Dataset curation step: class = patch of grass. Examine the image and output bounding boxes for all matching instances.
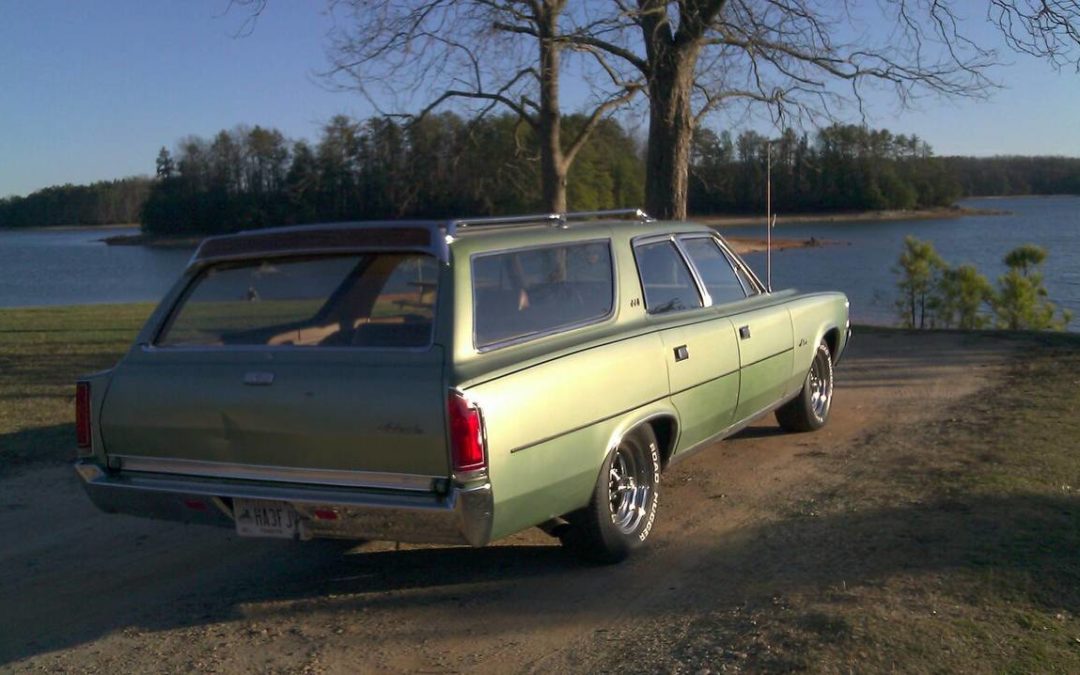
[0,304,153,472]
[763,342,1080,673]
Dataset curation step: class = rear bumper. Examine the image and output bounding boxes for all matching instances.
[75,461,493,547]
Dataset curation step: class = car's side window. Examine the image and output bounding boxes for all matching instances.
[472,240,614,348]
[634,240,703,314]
[680,237,748,305]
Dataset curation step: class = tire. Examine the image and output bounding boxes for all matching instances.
[776,340,834,432]
[559,426,661,564]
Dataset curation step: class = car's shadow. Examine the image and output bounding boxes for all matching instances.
[4,491,1078,666]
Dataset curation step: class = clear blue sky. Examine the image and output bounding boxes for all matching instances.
[2,0,1079,199]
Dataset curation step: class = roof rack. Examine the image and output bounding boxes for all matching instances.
[448,208,653,235]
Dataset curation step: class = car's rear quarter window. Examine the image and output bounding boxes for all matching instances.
[157,253,438,348]
[472,241,614,348]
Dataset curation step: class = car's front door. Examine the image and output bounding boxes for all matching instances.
[633,237,741,453]
[676,235,793,424]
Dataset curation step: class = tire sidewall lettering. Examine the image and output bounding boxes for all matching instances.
[638,441,660,542]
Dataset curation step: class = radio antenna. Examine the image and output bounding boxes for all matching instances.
[766,142,773,292]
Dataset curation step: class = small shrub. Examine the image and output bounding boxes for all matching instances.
[992,245,1071,331]
[894,236,945,329]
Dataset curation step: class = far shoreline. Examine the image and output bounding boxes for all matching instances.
[97,227,846,255]
[697,204,1007,228]
[87,203,1007,251]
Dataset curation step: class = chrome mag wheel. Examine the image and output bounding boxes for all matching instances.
[608,444,652,534]
[776,340,835,433]
[808,348,833,422]
[560,425,660,563]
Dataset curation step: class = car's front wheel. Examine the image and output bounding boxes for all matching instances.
[560,426,660,564]
[776,340,834,432]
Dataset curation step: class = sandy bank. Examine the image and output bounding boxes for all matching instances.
[697,204,1006,228]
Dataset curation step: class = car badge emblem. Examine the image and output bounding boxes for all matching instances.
[243,371,275,386]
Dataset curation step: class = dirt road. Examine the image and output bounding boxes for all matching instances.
[0,331,1017,673]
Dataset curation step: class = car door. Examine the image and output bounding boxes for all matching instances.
[633,237,740,453]
[677,235,793,424]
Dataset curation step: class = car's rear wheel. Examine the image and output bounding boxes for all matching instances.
[560,426,660,564]
[776,340,834,432]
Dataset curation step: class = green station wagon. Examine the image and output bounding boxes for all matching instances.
[74,210,849,563]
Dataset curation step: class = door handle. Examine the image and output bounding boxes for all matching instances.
[739,325,751,340]
[674,345,689,362]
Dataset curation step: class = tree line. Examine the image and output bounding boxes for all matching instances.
[0,178,150,228]
[132,117,1080,235]
[139,113,642,235]
[2,117,1079,233]
[943,156,1080,197]
[689,125,961,214]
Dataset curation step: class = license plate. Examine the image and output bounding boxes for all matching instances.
[233,498,300,539]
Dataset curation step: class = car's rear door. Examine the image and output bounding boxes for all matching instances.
[99,251,452,483]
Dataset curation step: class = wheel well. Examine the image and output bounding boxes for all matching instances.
[823,327,840,363]
[647,416,678,471]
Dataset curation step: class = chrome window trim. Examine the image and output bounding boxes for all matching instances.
[141,342,439,355]
[112,455,441,492]
[470,238,618,352]
[676,234,752,303]
[713,235,767,294]
[630,234,706,316]
[670,236,714,307]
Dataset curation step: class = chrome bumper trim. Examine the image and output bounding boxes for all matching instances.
[75,461,493,547]
[109,455,440,492]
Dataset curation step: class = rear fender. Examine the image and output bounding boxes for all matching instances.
[787,293,849,391]
[602,406,681,475]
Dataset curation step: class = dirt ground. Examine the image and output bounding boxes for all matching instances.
[0,331,1031,672]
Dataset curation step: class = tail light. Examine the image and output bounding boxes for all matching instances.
[448,390,486,473]
[75,381,92,452]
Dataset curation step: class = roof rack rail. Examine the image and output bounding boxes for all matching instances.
[448,208,653,235]
[562,208,654,222]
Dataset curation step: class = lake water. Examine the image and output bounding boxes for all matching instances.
[0,227,193,308]
[735,196,1080,329]
[1,196,1077,331]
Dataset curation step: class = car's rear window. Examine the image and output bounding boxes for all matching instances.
[472,241,614,348]
[157,253,438,348]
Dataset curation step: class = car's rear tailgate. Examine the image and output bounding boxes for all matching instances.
[99,346,450,480]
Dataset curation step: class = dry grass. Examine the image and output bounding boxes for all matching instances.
[0,304,153,473]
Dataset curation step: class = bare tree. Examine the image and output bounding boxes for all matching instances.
[297,0,641,213]
[566,0,1080,218]
[234,1,1080,219]
[990,0,1080,70]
